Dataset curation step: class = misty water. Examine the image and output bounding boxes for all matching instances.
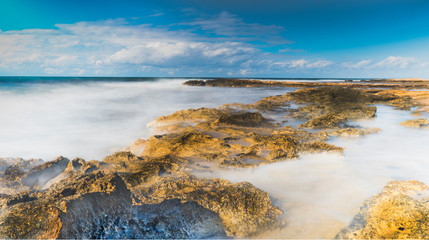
[0,78,290,160]
[196,105,429,238]
[2,78,429,238]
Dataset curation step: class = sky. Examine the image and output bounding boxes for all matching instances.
[1,0,429,78]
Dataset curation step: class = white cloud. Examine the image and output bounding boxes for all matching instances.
[3,13,425,77]
[289,59,308,68]
[270,59,333,69]
[43,56,78,67]
[0,17,267,75]
[305,60,333,69]
[342,60,372,69]
[372,56,415,69]
[278,48,305,53]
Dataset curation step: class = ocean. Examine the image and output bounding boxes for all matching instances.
[0,77,293,160]
[2,76,429,238]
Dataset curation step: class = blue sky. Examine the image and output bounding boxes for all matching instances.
[1,0,429,77]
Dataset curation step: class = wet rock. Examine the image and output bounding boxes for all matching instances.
[400,118,429,128]
[289,87,377,129]
[337,180,429,239]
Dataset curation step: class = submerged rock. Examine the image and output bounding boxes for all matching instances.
[337,180,429,239]
[328,127,381,137]
[400,118,429,128]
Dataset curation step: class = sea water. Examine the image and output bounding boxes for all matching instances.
[0,77,291,160]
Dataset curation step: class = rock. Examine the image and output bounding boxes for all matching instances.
[134,176,282,237]
[214,112,274,127]
[0,164,281,239]
[337,180,429,239]
[65,158,105,174]
[142,130,234,161]
[183,80,206,86]
[184,78,429,89]
[102,151,145,172]
[289,87,377,129]
[400,118,429,128]
[328,127,381,137]
[156,107,225,124]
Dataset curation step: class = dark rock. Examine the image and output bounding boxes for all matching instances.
[183,80,206,86]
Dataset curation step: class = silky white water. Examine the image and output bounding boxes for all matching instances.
[195,105,429,238]
[0,79,290,160]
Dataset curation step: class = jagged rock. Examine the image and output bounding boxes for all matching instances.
[400,118,429,128]
[337,180,429,239]
[65,158,105,174]
[102,151,146,173]
[0,159,281,239]
[134,176,282,237]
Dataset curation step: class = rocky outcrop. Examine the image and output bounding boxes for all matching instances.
[288,87,377,129]
[0,152,282,239]
[184,79,429,89]
[400,118,429,128]
[337,180,429,239]
[134,176,282,237]
[146,108,343,167]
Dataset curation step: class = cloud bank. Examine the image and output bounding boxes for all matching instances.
[0,12,428,77]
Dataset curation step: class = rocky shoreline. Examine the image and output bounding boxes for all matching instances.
[1,78,429,239]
